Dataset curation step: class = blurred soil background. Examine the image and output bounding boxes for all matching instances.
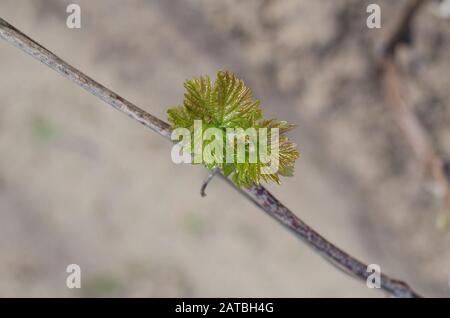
[0,0,449,297]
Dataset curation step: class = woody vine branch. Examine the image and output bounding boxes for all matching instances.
[0,16,421,298]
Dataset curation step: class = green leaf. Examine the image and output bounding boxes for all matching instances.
[167,71,300,188]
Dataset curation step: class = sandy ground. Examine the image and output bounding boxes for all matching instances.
[0,0,449,297]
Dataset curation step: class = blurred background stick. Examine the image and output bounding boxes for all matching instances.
[380,0,450,219]
[0,16,421,298]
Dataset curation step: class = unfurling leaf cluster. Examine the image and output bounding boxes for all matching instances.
[168,71,299,187]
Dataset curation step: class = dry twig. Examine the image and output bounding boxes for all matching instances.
[379,0,450,217]
[0,17,421,297]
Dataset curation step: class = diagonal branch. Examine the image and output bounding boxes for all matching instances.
[0,17,421,298]
[379,0,450,219]
[380,0,429,57]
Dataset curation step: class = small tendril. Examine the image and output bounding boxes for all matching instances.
[201,168,221,197]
